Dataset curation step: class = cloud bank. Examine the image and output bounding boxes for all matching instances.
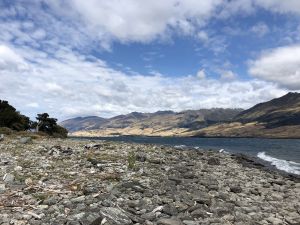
[1,0,299,120]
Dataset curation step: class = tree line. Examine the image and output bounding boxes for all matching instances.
[0,100,68,137]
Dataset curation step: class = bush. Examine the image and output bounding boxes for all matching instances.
[0,127,13,135]
[52,125,68,138]
[127,152,136,170]
[0,100,31,131]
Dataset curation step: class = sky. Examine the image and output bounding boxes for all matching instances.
[0,0,300,121]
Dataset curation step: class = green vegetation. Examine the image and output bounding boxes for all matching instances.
[0,100,31,131]
[32,113,68,138]
[0,100,68,138]
[127,151,136,170]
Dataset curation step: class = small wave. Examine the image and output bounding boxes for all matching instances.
[219,148,229,154]
[257,152,300,175]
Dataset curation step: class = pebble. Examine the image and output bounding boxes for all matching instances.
[0,137,299,225]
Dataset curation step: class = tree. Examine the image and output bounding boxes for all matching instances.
[35,113,68,137]
[35,113,57,133]
[0,100,31,131]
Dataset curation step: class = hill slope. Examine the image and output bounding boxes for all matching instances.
[62,93,300,138]
[62,108,242,136]
[59,116,107,132]
[193,92,300,138]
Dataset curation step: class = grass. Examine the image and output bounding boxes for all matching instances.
[127,151,136,170]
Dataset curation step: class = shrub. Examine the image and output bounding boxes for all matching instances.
[0,127,13,135]
[127,152,136,170]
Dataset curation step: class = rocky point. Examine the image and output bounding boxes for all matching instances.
[0,136,299,225]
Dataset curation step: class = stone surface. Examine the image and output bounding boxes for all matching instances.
[19,137,32,144]
[0,137,299,225]
[99,207,132,225]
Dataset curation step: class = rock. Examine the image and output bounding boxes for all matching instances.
[25,178,33,186]
[157,218,184,225]
[207,157,220,165]
[267,217,283,225]
[230,185,242,193]
[3,173,15,184]
[71,196,85,203]
[162,204,178,216]
[0,183,6,193]
[190,208,208,218]
[19,137,32,144]
[136,152,147,162]
[0,134,4,141]
[99,207,132,225]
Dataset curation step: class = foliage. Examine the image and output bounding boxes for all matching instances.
[0,100,31,131]
[34,113,68,138]
[127,151,136,170]
[52,125,68,138]
[0,127,13,135]
[0,100,68,138]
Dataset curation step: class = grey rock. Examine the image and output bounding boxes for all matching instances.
[157,218,184,225]
[71,196,85,203]
[99,207,132,225]
[0,183,6,193]
[0,134,4,141]
[207,157,220,165]
[19,137,32,144]
[3,173,15,184]
[230,185,242,193]
[136,152,147,162]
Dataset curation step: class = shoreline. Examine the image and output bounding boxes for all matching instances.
[69,134,300,140]
[0,137,299,224]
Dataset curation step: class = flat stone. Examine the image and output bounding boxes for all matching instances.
[99,207,132,225]
[0,183,6,193]
[19,137,32,144]
[157,218,184,225]
[71,196,86,203]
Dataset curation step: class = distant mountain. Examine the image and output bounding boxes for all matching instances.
[59,116,107,132]
[194,92,300,138]
[62,93,300,138]
[61,108,242,135]
[234,92,300,128]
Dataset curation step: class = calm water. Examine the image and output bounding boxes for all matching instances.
[73,136,300,174]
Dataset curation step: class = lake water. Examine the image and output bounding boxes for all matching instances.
[73,136,300,175]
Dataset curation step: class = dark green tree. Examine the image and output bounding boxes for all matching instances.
[0,100,31,131]
[35,113,57,133]
[35,113,68,137]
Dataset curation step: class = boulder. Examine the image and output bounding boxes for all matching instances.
[3,173,15,184]
[207,157,220,165]
[0,134,4,142]
[19,137,32,144]
[99,207,132,225]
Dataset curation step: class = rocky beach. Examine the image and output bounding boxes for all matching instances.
[0,136,300,225]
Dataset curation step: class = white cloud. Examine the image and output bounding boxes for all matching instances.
[220,70,237,80]
[0,45,28,71]
[254,0,300,14]
[0,42,288,120]
[251,22,269,37]
[66,0,223,43]
[197,69,206,79]
[197,31,209,42]
[249,45,300,90]
[0,1,298,121]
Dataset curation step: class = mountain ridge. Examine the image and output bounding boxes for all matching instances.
[61,93,300,138]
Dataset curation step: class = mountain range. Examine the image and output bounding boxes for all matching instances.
[61,92,300,138]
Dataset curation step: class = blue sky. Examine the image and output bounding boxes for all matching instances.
[0,0,300,120]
